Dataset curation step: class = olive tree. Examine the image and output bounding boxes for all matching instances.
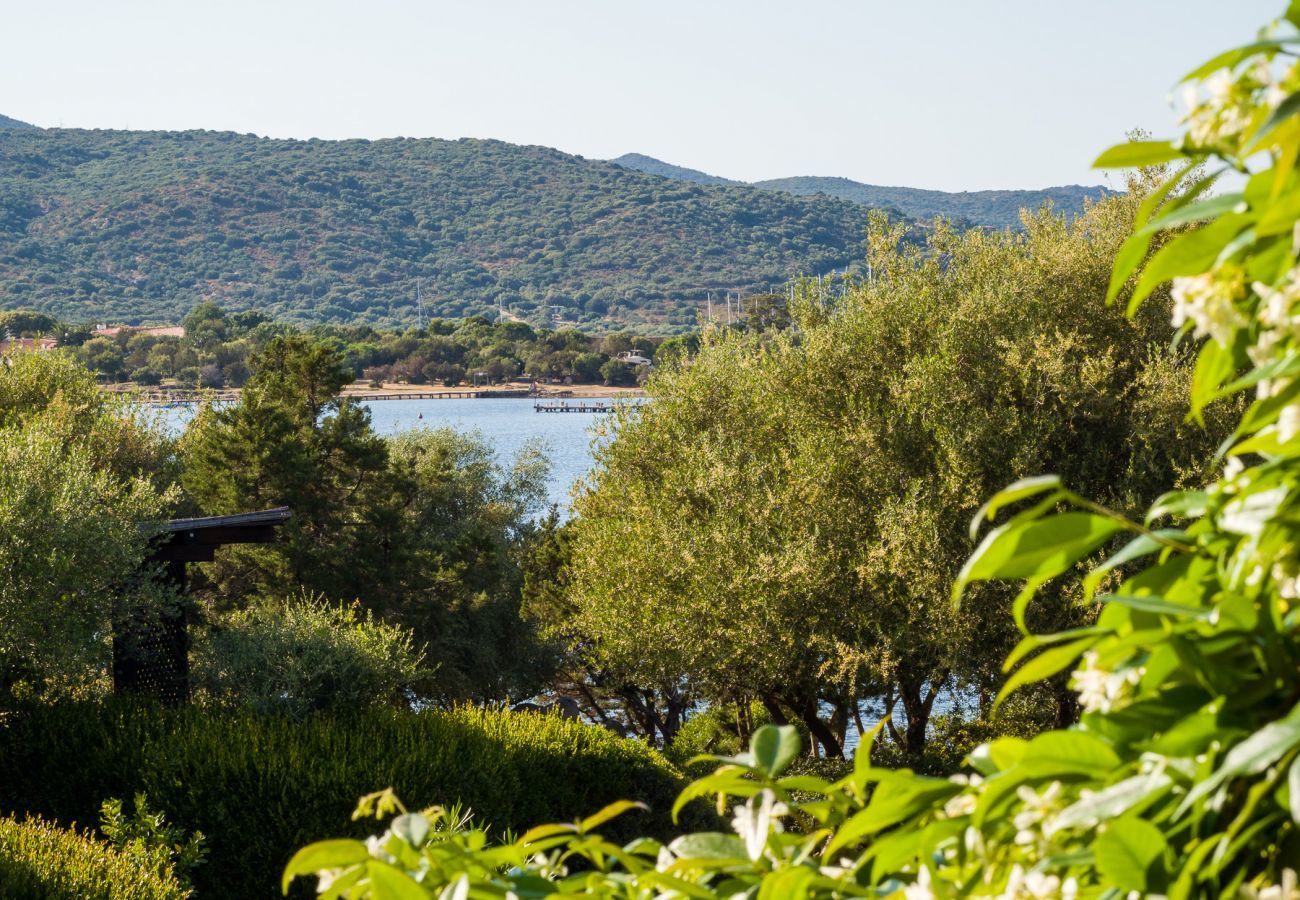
[565,193,1231,759]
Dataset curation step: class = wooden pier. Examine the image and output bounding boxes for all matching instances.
[138,388,533,406]
[534,401,613,414]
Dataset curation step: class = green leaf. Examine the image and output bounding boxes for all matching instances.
[825,777,958,856]
[580,800,647,833]
[369,862,433,900]
[750,724,800,777]
[1053,772,1173,831]
[968,475,1062,539]
[1093,816,1168,892]
[1184,700,1300,810]
[668,832,748,860]
[954,512,1126,602]
[1181,39,1299,82]
[1097,593,1210,619]
[281,839,369,893]
[1145,490,1209,525]
[1022,730,1122,775]
[1093,140,1185,169]
[1190,337,1239,422]
[1143,193,1245,235]
[1083,531,1185,598]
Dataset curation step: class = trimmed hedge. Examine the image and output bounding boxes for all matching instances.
[0,701,700,898]
[0,814,186,899]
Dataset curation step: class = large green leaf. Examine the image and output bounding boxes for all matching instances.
[1052,772,1173,831]
[1184,700,1300,809]
[954,512,1126,601]
[968,475,1062,539]
[1093,140,1186,169]
[750,725,801,777]
[1021,730,1122,775]
[281,839,369,893]
[1093,816,1168,892]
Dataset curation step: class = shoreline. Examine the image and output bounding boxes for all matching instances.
[108,381,648,402]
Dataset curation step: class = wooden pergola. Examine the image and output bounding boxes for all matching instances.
[114,507,291,703]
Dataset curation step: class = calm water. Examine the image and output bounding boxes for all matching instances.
[163,397,616,511]
[364,398,614,510]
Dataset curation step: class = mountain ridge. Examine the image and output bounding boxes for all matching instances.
[612,153,1110,230]
[0,114,35,130]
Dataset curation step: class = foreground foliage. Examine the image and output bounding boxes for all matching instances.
[0,701,695,898]
[0,814,187,900]
[286,9,1300,897]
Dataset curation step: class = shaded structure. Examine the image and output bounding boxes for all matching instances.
[113,507,291,703]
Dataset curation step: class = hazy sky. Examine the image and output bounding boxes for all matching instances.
[0,1,1283,191]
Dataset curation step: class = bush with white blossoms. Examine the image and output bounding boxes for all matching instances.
[284,8,1300,898]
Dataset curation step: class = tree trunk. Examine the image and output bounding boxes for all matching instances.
[784,691,844,759]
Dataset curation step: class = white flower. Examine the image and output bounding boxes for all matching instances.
[729,789,786,861]
[316,868,343,893]
[1224,456,1244,480]
[439,876,469,900]
[1219,485,1289,536]
[1279,404,1300,443]
[1252,868,1300,900]
[903,866,935,900]
[1000,865,1077,900]
[1070,652,1144,714]
[942,773,981,818]
[655,845,675,872]
[1171,273,1246,347]
[365,831,396,864]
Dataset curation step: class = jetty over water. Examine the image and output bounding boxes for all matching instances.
[534,401,613,413]
[136,388,533,406]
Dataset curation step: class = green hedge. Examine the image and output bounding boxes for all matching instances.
[0,814,186,899]
[0,701,701,899]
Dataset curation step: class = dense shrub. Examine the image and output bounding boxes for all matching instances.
[191,595,426,716]
[0,701,700,897]
[0,814,187,899]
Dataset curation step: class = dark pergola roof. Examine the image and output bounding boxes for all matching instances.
[149,506,292,562]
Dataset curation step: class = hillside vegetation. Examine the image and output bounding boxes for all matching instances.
[753,175,1109,230]
[0,127,876,332]
[612,153,1108,229]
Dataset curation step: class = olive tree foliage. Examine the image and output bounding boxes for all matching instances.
[0,352,174,687]
[290,9,1300,896]
[564,189,1228,760]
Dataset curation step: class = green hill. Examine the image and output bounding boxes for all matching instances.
[610,153,739,186]
[0,128,879,332]
[611,153,1108,230]
[0,114,34,130]
[752,176,1109,230]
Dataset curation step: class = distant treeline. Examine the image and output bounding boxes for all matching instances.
[0,304,705,389]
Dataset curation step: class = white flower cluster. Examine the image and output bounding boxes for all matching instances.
[1171,270,1247,347]
[1178,56,1289,149]
[1070,651,1144,714]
